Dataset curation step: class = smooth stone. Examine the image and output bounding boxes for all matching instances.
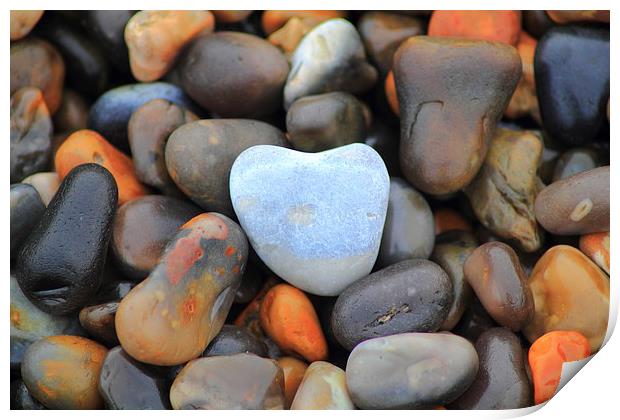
[10,87,53,183]
[357,11,424,75]
[128,99,198,194]
[284,18,377,109]
[394,37,521,195]
[465,128,544,252]
[332,259,452,350]
[178,31,288,117]
[11,379,46,410]
[10,37,65,114]
[16,164,118,314]
[580,231,610,274]
[552,147,600,181]
[116,213,249,366]
[99,346,171,409]
[428,11,521,45]
[111,195,202,280]
[534,166,609,235]
[377,177,434,267]
[450,328,532,409]
[202,324,267,357]
[453,297,498,342]
[267,17,315,58]
[464,242,534,331]
[79,302,119,347]
[346,333,479,409]
[524,245,609,352]
[52,88,89,134]
[170,354,285,409]
[88,82,200,153]
[10,10,44,41]
[22,172,60,206]
[262,11,346,34]
[291,361,355,409]
[535,25,609,145]
[83,11,133,73]
[166,119,287,215]
[21,336,108,409]
[10,184,45,254]
[286,92,367,152]
[278,357,308,408]
[431,230,477,330]
[230,143,389,296]
[363,120,400,175]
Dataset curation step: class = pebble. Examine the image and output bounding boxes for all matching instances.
[55,129,148,205]
[111,195,201,280]
[166,119,287,215]
[11,379,46,410]
[262,11,345,34]
[115,213,248,366]
[170,353,285,409]
[127,99,198,194]
[83,11,133,74]
[465,128,544,252]
[178,32,288,117]
[21,335,108,409]
[394,36,521,195]
[286,92,367,152]
[291,361,355,409]
[52,89,89,134]
[345,333,479,409]
[10,10,44,41]
[535,25,609,145]
[260,284,328,362]
[450,328,532,409]
[16,164,117,314]
[534,166,609,235]
[99,346,171,409]
[125,11,215,82]
[528,331,591,404]
[10,87,53,183]
[267,17,315,58]
[79,302,119,347]
[232,144,388,295]
[552,147,600,182]
[10,184,45,254]
[10,37,65,114]
[332,259,452,350]
[524,245,609,352]
[283,18,377,109]
[377,177,435,267]
[202,325,267,357]
[431,230,477,330]
[579,231,610,274]
[464,242,534,331]
[278,357,308,408]
[428,10,521,45]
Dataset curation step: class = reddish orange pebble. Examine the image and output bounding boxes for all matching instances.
[434,208,472,235]
[580,232,610,274]
[55,129,147,205]
[528,331,590,405]
[261,10,346,35]
[385,71,399,116]
[428,11,522,46]
[260,284,328,362]
[277,356,309,408]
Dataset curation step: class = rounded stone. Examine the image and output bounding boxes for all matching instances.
[116,213,249,366]
[111,195,201,280]
[262,10,346,35]
[79,302,119,347]
[552,147,600,182]
[10,10,44,40]
[522,11,555,38]
[580,231,609,274]
[166,119,287,215]
[202,325,267,357]
[291,361,355,409]
[21,335,108,409]
[170,353,285,409]
[230,143,390,296]
[16,164,118,314]
[345,333,479,409]
[22,172,60,206]
[428,11,521,45]
[332,259,452,350]
[278,357,308,408]
[178,31,288,117]
[10,184,45,254]
[377,177,434,267]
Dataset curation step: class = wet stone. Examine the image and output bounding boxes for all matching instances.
[170,353,285,409]
[111,195,201,280]
[552,147,600,182]
[79,302,119,347]
[286,92,367,152]
[16,164,118,315]
[230,143,389,296]
[116,213,249,366]
[10,10,44,41]
[394,37,521,195]
[10,184,45,254]
[202,324,267,357]
[166,119,287,215]
[332,259,452,350]
[291,361,355,409]
[377,177,435,268]
[346,333,479,409]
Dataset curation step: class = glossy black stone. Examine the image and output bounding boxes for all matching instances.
[16,164,118,315]
[11,379,46,410]
[535,25,609,145]
[79,301,119,347]
[11,184,45,255]
[83,11,134,74]
[202,325,267,357]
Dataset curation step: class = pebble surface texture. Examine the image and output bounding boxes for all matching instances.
[230,143,389,296]
[290,361,355,409]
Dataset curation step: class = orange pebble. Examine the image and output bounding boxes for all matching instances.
[434,208,472,235]
[260,284,328,362]
[428,10,522,46]
[580,232,610,274]
[277,356,309,408]
[385,71,399,116]
[55,129,147,205]
[528,331,591,405]
[234,276,280,337]
[261,10,346,35]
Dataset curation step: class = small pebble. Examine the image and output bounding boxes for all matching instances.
[291,361,355,409]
